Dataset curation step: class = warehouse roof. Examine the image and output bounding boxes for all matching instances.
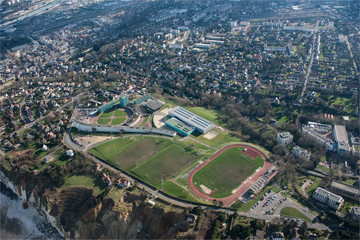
[169,106,214,133]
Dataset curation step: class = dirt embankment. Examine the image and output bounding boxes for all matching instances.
[0,163,193,239]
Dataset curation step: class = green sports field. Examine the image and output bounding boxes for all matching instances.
[89,137,201,188]
[111,117,126,125]
[109,138,170,170]
[114,109,127,117]
[88,137,134,162]
[192,147,264,198]
[97,109,127,125]
[131,145,196,188]
[98,118,111,125]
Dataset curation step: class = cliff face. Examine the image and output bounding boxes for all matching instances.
[0,166,189,239]
[66,192,189,239]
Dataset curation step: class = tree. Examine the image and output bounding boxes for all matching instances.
[298,221,309,239]
[272,144,287,156]
[230,224,250,239]
[250,219,265,231]
[190,206,204,215]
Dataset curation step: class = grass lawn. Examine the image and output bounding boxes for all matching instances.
[330,97,356,114]
[106,188,125,202]
[278,116,288,123]
[163,181,201,203]
[191,128,241,148]
[88,137,134,161]
[101,111,114,118]
[192,147,264,198]
[176,177,188,187]
[98,118,111,125]
[340,178,357,187]
[131,144,197,188]
[140,115,150,127]
[33,148,49,160]
[280,207,312,222]
[316,164,330,173]
[109,138,171,170]
[339,198,360,214]
[184,106,223,126]
[111,117,126,125]
[305,177,323,195]
[62,174,107,196]
[114,109,127,117]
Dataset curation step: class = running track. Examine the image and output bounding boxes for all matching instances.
[187,144,274,207]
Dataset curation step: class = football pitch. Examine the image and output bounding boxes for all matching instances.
[89,137,200,188]
[192,147,264,198]
[97,109,127,125]
[131,144,196,188]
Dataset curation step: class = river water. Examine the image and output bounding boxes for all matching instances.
[0,182,63,239]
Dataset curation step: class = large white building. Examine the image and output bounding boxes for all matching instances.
[72,120,176,137]
[333,125,350,156]
[302,122,336,151]
[169,106,214,134]
[292,146,311,160]
[312,187,344,210]
[277,132,293,146]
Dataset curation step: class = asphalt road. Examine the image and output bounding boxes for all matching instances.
[62,130,329,230]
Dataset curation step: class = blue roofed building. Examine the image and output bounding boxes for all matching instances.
[165,118,195,136]
[98,101,115,113]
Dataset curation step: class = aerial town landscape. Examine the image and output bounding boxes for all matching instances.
[0,0,359,239]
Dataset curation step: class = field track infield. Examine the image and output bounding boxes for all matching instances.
[187,144,274,207]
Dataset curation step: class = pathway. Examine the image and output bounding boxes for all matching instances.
[300,32,316,102]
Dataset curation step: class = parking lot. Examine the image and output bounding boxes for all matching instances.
[250,189,286,215]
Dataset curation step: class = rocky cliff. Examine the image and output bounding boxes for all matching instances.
[0,165,190,239]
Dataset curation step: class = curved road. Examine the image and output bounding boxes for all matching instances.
[62,130,328,230]
[188,144,273,207]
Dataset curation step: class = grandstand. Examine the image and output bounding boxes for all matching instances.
[169,107,214,134]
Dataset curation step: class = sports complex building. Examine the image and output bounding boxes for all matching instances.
[165,117,195,136]
[168,106,214,134]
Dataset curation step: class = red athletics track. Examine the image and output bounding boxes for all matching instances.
[187,144,274,207]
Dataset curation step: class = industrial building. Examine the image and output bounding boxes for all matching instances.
[144,99,164,112]
[169,106,214,134]
[165,118,195,136]
[312,187,344,210]
[119,95,129,107]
